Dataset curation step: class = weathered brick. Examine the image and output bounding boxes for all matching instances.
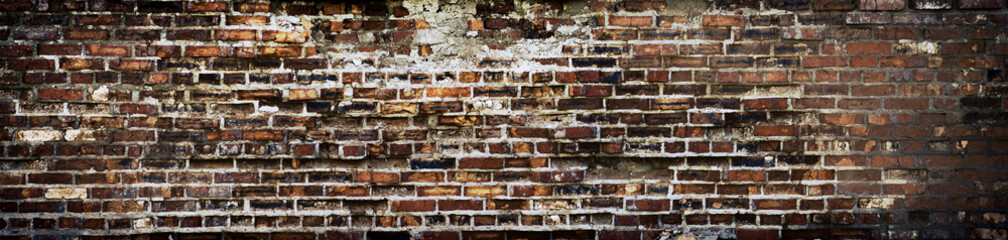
[38,89,84,101]
[847,42,891,54]
[391,200,435,212]
[289,89,318,101]
[958,0,1004,8]
[13,28,58,40]
[703,15,746,27]
[609,16,653,27]
[86,44,131,56]
[861,0,906,10]
[814,0,859,10]
[846,13,892,24]
[911,0,954,8]
[187,2,228,12]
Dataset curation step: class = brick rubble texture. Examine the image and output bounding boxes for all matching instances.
[1,0,1007,239]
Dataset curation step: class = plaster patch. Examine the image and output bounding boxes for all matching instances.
[17,129,62,142]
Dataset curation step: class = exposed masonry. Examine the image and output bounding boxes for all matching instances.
[0,0,1007,239]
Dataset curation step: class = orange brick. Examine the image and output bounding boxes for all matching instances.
[609,16,653,27]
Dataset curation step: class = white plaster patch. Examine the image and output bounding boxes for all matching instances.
[914,1,950,9]
[45,188,87,199]
[64,129,97,141]
[17,129,62,142]
[895,40,939,55]
[134,218,152,229]
[468,100,504,111]
[259,105,279,113]
[860,198,896,208]
[91,85,109,101]
[402,0,439,14]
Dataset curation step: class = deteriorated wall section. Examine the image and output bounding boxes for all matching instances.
[1,0,1007,239]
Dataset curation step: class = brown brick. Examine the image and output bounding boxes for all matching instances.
[459,158,504,169]
[958,0,1004,8]
[38,44,82,55]
[815,0,859,10]
[391,200,435,212]
[227,15,269,26]
[861,0,905,9]
[289,89,318,100]
[847,42,891,54]
[610,16,653,27]
[217,29,258,41]
[425,87,471,98]
[703,15,745,27]
[354,172,399,184]
[38,89,83,101]
[187,2,228,12]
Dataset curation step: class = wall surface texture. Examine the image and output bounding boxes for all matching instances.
[1,0,1007,239]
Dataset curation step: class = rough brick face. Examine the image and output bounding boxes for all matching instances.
[0,0,1006,239]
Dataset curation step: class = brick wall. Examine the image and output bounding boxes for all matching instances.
[1,0,1007,239]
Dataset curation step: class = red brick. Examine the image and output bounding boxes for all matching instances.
[438,200,483,211]
[187,2,228,12]
[593,29,638,40]
[564,127,596,139]
[609,16,653,27]
[815,0,859,10]
[227,15,269,26]
[292,144,316,156]
[846,42,891,54]
[13,28,58,40]
[464,186,505,197]
[0,45,33,57]
[744,98,788,110]
[37,89,83,101]
[627,199,670,211]
[76,15,120,25]
[9,59,55,70]
[755,199,797,210]
[236,2,270,12]
[569,85,612,97]
[958,0,1004,8]
[391,200,435,212]
[86,44,131,56]
[846,13,892,24]
[217,30,258,41]
[941,42,984,55]
[426,87,471,98]
[38,44,81,55]
[110,59,155,71]
[64,29,109,39]
[459,158,504,169]
[849,56,878,67]
[702,15,745,27]
[633,44,675,56]
[738,230,779,240]
[186,46,230,57]
[258,46,301,57]
[354,172,398,184]
[624,1,667,11]
[803,56,847,68]
[860,0,905,9]
[754,126,798,136]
